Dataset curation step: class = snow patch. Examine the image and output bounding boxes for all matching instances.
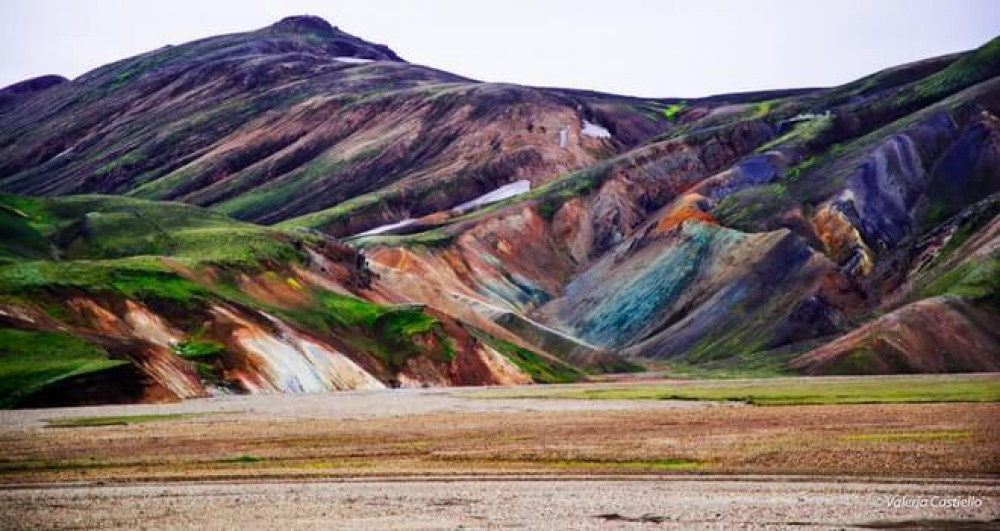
[356,218,417,237]
[334,56,375,64]
[582,120,611,139]
[454,180,531,213]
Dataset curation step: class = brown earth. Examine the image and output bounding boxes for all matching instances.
[0,385,997,484]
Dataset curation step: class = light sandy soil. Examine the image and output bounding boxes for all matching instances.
[2,478,998,530]
[0,385,725,428]
[1,377,998,528]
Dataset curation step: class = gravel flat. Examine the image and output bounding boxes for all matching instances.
[1,477,997,530]
[0,385,733,428]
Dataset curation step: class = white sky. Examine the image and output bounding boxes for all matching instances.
[1,0,998,98]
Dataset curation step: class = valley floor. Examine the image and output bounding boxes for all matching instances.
[2,477,998,530]
[0,374,998,528]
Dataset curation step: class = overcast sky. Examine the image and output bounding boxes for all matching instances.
[1,0,998,97]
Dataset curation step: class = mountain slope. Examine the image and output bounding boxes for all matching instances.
[1,16,999,406]
[0,193,595,408]
[0,15,680,237]
[346,36,1000,373]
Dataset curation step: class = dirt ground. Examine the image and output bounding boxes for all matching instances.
[1,378,998,528]
[2,478,998,530]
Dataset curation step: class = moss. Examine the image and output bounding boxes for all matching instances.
[756,112,834,153]
[172,339,224,359]
[829,348,882,375]
[785,156,815,181]
[905,36,1000,104]
[47,413,194,427]
[920,257,1000,311]
[662,102,686,121]
[2,193,307,268]
[0,258,209,306]
[500,375,1000,405]
[544,458,702,470]
[219,454,264,463]
[354,227,455,249]
[215,157,349,220]
[840,430,971,442]
[0,328,125,408]
[372,307,453,368]
[377,308,436,337]
[0,202,49,261]
[274,290,452,370]
[471,329,583,384]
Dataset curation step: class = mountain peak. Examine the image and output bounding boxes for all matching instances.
[271,15,338,37]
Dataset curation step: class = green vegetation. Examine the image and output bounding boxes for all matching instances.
[712,183,790,229]
[0,258,209,305]
[751,99,780,117]
[485,375,1000,405]
[215,156,354,220]
[542,458,702,470]
[840,429,971,442]
[316,290,391,328]
[664,356,796,379]
[920,257,1000,311]
[0,194,305,267]
[172,339,224,358]
[903,36,1000,105]
[0,202,50,262]
[1,193,475,406]
[47,413,194,428]
[755,112,835,153]
[0,328,124,408]
[785,156,816,181]
[270,288,453,370]
[352,227,455,248]
[828,348,884,375]
[472,329,583,383]
[219,454,264,463]
[662,102,686,121]
[276,191,383,232]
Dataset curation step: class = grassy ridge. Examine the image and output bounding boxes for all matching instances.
[0,194,303,266]
[0,328,125,408]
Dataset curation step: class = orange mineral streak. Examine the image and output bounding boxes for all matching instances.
[652,194,716,235]
[812,204,873,276]
[63,297,205,399]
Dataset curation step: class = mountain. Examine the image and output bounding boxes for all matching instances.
[1,16,999,406]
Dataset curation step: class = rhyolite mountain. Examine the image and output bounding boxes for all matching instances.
[1,15,999,407]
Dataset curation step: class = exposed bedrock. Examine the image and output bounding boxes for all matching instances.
[539,220,855,361]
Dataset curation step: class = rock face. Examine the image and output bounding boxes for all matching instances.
[1,16,1000,407]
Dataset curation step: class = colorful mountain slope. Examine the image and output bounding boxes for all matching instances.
[346,36,1000,374]
[1,16,998,402]
[0,193,590,407]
